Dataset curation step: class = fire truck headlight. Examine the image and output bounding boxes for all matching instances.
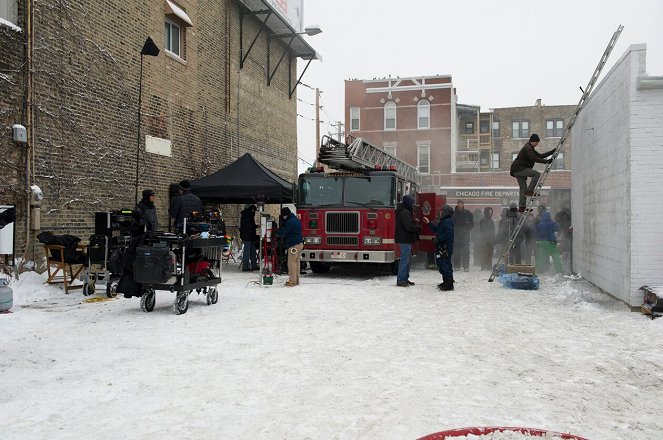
[304,236,322,245]
[363,236,382,245]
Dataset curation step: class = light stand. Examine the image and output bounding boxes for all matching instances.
[134,37,160,205]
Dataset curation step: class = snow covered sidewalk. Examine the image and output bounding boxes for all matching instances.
[1,262,662,439]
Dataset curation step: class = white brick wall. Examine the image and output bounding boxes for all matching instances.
[572,44,663,307]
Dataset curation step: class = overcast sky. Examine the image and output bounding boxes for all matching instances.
[294,0,663,172]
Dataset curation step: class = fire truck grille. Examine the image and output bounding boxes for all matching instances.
[326,236,359,246]
[325,212,360,233]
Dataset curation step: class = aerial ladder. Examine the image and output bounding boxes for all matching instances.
[318,135,420,184]
[489,24,624,282]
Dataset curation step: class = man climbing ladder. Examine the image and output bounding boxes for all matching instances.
[488,24,624,282]
[510,133,556,212]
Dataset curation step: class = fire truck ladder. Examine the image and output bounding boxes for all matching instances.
[488,24,623,282]
[318,135,420,183]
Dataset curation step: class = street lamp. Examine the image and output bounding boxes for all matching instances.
[134,37,160,205]
[303,25,322,36]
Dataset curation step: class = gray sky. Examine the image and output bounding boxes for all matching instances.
[295,0,663,172]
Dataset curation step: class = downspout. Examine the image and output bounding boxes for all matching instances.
[23,0,34,264]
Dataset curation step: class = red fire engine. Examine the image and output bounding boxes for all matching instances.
[297,136,445,274]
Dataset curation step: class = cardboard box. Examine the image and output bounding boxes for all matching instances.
[506,264,535,275]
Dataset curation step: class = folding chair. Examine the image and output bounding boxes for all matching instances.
[44,244,87,294]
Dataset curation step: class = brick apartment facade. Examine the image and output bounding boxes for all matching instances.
[345,76,574,215]
[0,0,312,261]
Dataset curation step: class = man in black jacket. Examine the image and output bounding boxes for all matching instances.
[394,195,421,287]
[169,179,202,229]
[510,134,556,212]
[239,205,259,271]
[451,200,474,272]
[136,189,159,231]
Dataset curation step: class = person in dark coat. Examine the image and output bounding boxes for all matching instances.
[506,203,525,264]
[135,189,159,232]
[276,207,303,287]
[510,134,556,212]
[535,211,563,273]
[555,202,573,272]
[169,179,202,229]
[425,204,454,291]
[451,199,474,272]
[496,207,509,258]
[472,208,483,267]
[239,205,259,271]
[394,195,421,287]
[478,207,495,270]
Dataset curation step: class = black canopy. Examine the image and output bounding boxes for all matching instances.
[189,153,294,204]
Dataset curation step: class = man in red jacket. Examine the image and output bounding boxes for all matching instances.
[510,134,556,212]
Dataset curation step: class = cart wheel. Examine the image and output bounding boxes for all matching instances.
[140,290,156,312]
[106,281,118,298]
[174,291,189,315]
[83,281,95,296]
[206,287,218,305]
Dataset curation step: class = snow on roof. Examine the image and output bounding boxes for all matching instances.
[0,18,22,32]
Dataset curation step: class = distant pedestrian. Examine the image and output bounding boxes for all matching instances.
[239,205,259,271]
[472,207,483,267]
[452,200,474,272]
[136,189,159,232]
[425,204,454,291]
[394,195,421,287]
[169,179,202,229]
[510,134,556,212]
[478,207,495,270]
[535,211,563,273]
[276,207,304,287]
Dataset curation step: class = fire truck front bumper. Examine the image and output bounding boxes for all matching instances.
[301,249,395,263]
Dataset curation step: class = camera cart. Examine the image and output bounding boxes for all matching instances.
[134,232,226,315]
[82,210,144,297]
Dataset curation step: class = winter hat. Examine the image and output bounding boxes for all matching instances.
[402,195,414,209]
[142,189,155,200]
[529,133,540,143]
[281,207,292,217]
[178,179,191,191]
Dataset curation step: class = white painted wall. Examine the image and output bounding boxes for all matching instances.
[572,44,663,307]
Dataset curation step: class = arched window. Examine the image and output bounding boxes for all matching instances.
[417,100,430,129]
[384,102,396,130]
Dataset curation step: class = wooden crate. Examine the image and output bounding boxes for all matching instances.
[506,264,535,275]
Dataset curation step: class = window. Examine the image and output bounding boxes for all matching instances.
[417,100,430,129]
[464,122,474,134]
[554,152,565,170]
[350,107,360,131]
[165,19,182,57]
[480,120,489,134]
[491,152,500,169]
[512,120,529,139]
[0,0,18,24]
[383,143,397,157]
[417,144,430,174]
[492,121,500,138]
[546,119,564,137]
[384,102,396,130]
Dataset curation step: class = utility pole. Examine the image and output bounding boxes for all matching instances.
[315,88,320,167]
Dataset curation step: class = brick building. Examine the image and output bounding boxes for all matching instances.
[345,76,574,215]
[0,0,318,262]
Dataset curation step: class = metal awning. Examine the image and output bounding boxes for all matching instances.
[237,0,321,61]
[165,0,193,27]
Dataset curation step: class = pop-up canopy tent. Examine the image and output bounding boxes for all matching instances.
[187,153,294,204]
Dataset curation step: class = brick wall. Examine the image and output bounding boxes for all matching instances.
[11,0,298,250]
[572,44,663,307]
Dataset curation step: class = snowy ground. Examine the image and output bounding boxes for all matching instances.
[1,257,662,440]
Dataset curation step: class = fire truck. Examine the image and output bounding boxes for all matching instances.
[297,135,445,274]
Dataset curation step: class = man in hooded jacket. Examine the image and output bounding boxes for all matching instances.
[425,204,454,290]
[136,189,158,232]
[394,195,421,287]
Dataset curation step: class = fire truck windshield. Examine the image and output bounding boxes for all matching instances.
[298,175,395,207]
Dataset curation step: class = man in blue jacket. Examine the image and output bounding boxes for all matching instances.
[276,207,303,287]
[425,204,455,291]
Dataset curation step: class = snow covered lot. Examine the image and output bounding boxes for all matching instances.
[1,259,662,440]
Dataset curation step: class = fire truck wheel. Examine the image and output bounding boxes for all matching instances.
[390,260,399,275]
[310,262,331,274]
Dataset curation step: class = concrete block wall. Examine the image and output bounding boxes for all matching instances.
[572,44,663,307]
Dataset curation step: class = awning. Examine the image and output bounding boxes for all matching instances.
[237,0,321,61]
[165,0,193,27]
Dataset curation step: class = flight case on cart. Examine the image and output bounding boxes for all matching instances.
[133,230,226,314]
[82,210,143,297]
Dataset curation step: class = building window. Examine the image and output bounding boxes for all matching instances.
[492,152,500,169]
[384,102,396,130]
[0,0,18,24]
[480,120,489,134]
[417,144,430,174]
[464,122,474,134]
[383,143,397,157]
[492,121,500,138]
[417,100,430,129]
[350,107,360,131]
[546,119,564,137]
[512,120,529,139]
[165,19,182,57]
[554,152,565,170]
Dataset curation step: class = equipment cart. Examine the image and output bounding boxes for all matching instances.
[134,232,226,314]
